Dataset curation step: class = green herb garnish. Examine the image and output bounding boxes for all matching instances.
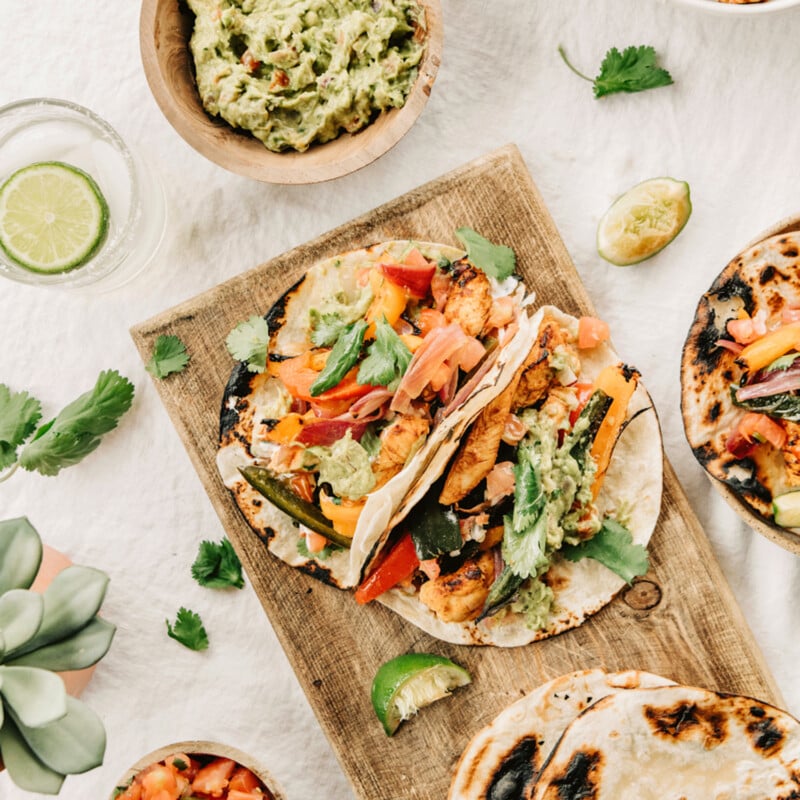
[562,517,649,583]
[18,370,134,476]
[310,320,367,396]
[357,317,413,389]
[309,309,348,347]
[191,537,245,589]
[226,315,270,373]
[455,227,516,280]
[146,334,190,379]
[559,45,673,99]
[0,385,42,471]
[166,607,209,651]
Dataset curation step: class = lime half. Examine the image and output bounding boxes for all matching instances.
[0,161,109,274]
[371,653,471,736]
[597,177,691,266]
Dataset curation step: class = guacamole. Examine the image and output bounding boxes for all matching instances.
[187,0,426,152]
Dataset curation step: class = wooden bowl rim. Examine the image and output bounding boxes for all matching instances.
[110,740,287,799]
[139,0,443,184]
[704,213,800,556]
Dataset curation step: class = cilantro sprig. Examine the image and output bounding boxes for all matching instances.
[357,317,413,390]
[226,315,270,373]
[559,45,673,99]
[455,227,516,280]
[0,371,134,479]
[191,537,244,589]
[146,334,190,379]
[166,607,209,651]
[562,517,649,583]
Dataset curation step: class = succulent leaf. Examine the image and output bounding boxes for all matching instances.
[10,565,109,658]
[0,714,66,794]
[0,589,44,656]
[0,517,43,594]
[13,695,106,775]
[0,665,67,728]
[7,616,116,671]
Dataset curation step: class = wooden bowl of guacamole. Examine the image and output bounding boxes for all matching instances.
[139,0,442,184]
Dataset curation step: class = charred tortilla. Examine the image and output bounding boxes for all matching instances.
[217,240,538,588]
[681,231,800,529]
[448,669,675,800]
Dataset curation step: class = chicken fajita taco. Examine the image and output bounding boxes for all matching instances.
[216,238,539,588]
[351,306,663,645]
[682,231,800,532]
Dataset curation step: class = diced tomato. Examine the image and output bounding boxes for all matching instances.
[379,258,436,299]
[577,316,610,349]
[229,767,262,793]
[569,383,596,426]
[228,791,266,800]
[727,310,768,345]
[736,412,786,449]
[191,758,236,798]
[140,765,179,800]
[240,49,261,73]
[501,413,528,445]
[116,782,143,800]
[417,307,446,337]
[726,429,757,459]
[354,533,419,604]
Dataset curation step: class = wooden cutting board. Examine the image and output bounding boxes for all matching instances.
[130,144,782,800]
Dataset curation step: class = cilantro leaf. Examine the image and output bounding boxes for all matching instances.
[226,315,270,373]
[561,517,649,583]
[455,227,516,280]
[146,334,190,379]
[309,309,347,347]
[310,320,367,396]
[559,45,673,99]
[357,317,412,389]
[0,385,42,471]
[18,370,134,476]
[191,537,245,589]
[166,607,209,651]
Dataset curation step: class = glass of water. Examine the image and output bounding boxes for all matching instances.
[0,98,167,291]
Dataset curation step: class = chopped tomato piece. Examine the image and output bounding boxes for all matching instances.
[229,767,262,793]
[116,782,143,800]
[379,258,435,299]
[228,791,266,800]
[736,412,786,449]
[191,758,236,798]
[569,383,596,426]
[727,310,768,345]
[140,765,179,800]
[577,316,611,349]
[417,307,446,336]
[240,49,261,73]
[355,533,419,604]
[726,429,757,459]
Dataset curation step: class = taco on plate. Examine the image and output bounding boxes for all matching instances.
[682,231,800,532]
[216,239,538,588]
[448,669,675,800]
[351,306,663,644]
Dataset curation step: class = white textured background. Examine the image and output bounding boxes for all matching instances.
[2,0,800,798]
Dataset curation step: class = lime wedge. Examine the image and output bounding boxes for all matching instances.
[0,161,109,274]
[371,653,471,736]
[597,177,691,266]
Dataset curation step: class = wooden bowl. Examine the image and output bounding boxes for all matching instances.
[110,740,286,799]
[700,213,800,556]
[139,0,443,184]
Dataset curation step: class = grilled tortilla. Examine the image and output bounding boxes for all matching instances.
[448,669,674,800]
[358,306,663,645]
[217,240,538,588]
[531,684,800,799]
[681,231,800,527]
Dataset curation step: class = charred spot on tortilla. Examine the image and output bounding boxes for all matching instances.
[760,264,779,285]
[485,736,538,800]
[746,711,785,755]
[266,276,304,337]
[644,701,727,745]
[548,750,601,800]
[298,559,337,586]
[720,459,772,504]
[784,246,799,259]
[707,401,722,423]
[219,362,257,437]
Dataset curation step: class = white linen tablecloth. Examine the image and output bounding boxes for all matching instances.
[2,1,800,797]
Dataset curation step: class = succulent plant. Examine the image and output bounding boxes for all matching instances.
[0,517,115,794]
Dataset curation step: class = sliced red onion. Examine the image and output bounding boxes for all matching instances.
[350,388,394,418]
[715,339,743,355]
[443,348,501,417]
[737,369,800,400]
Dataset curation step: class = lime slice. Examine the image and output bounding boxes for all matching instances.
[371,653,471,736]
[0,161,109,274]
[597,177,691,266]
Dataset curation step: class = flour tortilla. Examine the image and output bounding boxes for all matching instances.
[448,669,675,800]
[217,240,536,588]
[365,305,663,644]
[681,232,800,526]
[531,683,800,800]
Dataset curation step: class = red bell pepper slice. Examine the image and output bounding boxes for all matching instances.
[354,533,419,604]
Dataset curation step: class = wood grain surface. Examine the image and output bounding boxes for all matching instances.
[139,0,443,184]
[131,145,782,800]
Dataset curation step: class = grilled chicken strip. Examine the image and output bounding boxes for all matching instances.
[418,550,495,623]
[372,415,430,489]
[783,420,800,486]
[443,260,493,338]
